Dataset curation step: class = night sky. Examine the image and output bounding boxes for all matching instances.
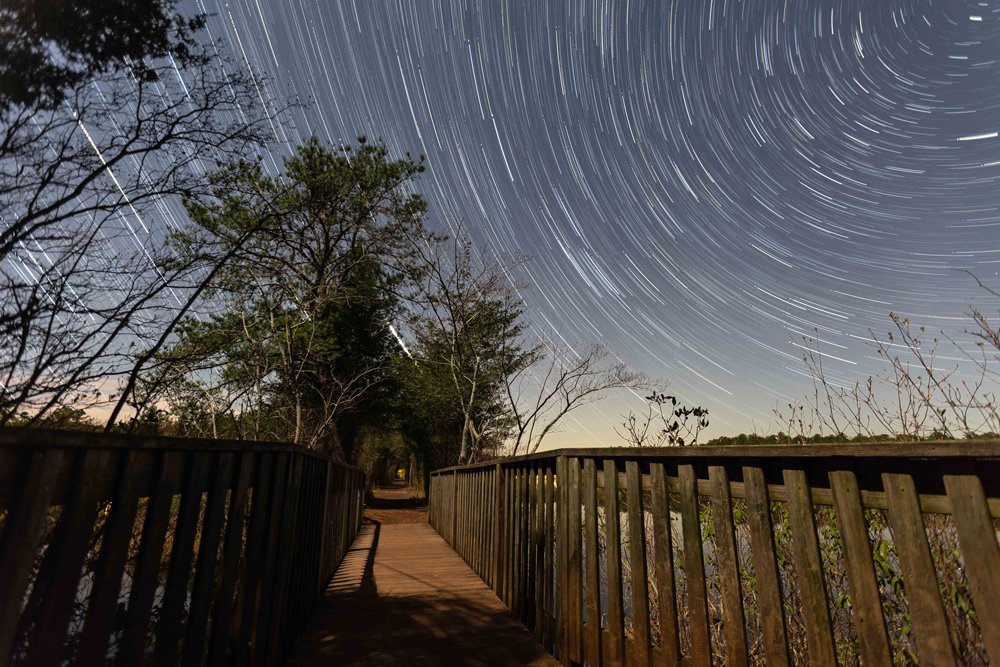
[192,0,1000,444]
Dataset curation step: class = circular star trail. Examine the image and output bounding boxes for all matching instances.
[196,0,1000,441]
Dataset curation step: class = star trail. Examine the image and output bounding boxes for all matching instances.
[194,0,1000,442]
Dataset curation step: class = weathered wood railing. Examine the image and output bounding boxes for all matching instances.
[0,428,364,667]
[429,443,1000,666]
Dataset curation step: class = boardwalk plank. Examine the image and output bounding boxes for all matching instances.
[287,523,560,666]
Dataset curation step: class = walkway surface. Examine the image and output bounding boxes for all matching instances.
[286,482,560,666]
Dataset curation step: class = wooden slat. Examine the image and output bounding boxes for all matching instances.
[483,468,496,587]
[464,473,471,560]
[118,451,184,667]
[516,470,524,619]
[513,467,523,619]
[567,457,583,663]
[264,453,303,665]
[679,463,711,667]
[76,449,150,662]
[626,460,652,667]
[525,466,534,626]
[487,469,494,586]
[743,466,790,667]
[603,459,626,667]
[522,466,530,623]
[483,470,489,577]
[297,460,322,629]
[583,459,603,665]
[0,448,64,666]
[184,452,237,666]
[544,463,555,653]
[506,466,515,607]
[535,465,546,640]
[829,469,892,666]
[480,470,486,577]
[233,453,276,667]
[709,465,748,667]
[556,456,570,666]
[317,461,332,588]
[456,474,463,557]
[154,452,214,666]
[208,452,256,664]
[490,469,497,584]
[451,469,458,548]
[589,469,997,519]
[944,474,1000,663]
[470,472,477,572]
[465,473,471,562]
[493,464,503,594]
[25,448,111,666]
[251,454,287,667]
[882,472,955,666]
[287,458,309,638]
[464,473,470,558]
[783,469,837,667]
[520,467,531,627]
[506,469,514,611]
[649,463,679,665]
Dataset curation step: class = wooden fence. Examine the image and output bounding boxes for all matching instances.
[0,428,364,667]
[429,443,1000,667]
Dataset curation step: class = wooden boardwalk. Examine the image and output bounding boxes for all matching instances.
[287,513,559,666]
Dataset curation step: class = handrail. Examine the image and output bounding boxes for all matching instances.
[429,439,1000,473]
[428,442,1000,666]
[0,428,365,666]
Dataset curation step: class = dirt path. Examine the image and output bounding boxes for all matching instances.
[363,479,428,525]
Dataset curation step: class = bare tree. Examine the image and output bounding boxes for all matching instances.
[407,233,652,462]
[0,35,280,424]
[504,342,650,456]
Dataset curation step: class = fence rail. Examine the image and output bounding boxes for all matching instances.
[429,442,1000,667]
[0,428,364,667]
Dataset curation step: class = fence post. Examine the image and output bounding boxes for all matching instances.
[492,463,504,594]
[451,469,459,547]
[317,461,333,595]
[357,471,364,534]
[555,455,569,666]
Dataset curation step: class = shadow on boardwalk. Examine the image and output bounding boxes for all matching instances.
[287,516,559,666]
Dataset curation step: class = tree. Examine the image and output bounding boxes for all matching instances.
[0,0,278,425]
[146,138,429,458]
[405,234,652,463]
[0,0,205,111]
[405,235,534,463]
